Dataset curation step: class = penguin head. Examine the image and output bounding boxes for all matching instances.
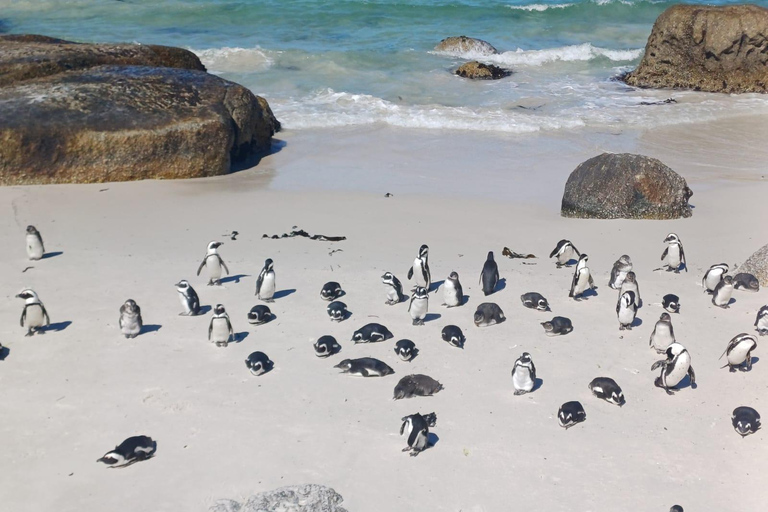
[26,225,39,235]
[518,352,532,364]
[619,254,632,265]
[624,271,636,284]
[621,291,635,307]
[122,299,139,312]
[664,233,680,244]
[207,241,223,252]
[213,304,226,316]
[412,287,428,299]
[579,253,589,263]
[722,275,734,285]
[422,412,437,427]
[612,391,626,407]
[536,298,550,311]
[541,321,554,333]
[418,245,429,258]
[666,343,686,358]
[448,271,459,281]
[175,280,190,291]
[351,331,363,343]
[734,420,754,437]
[659,312,672,323]
[333,359,352,371]
[96,450,124,466]
[15,288,38,301]
[473,311,485,326]
[487,251,494,261]
[264,258,274,271]
[393,385,407,400]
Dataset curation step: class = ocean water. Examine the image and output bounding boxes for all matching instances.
[3,0,768,134]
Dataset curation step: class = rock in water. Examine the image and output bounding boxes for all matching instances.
[455,61,511,80]
[737,244,768,287]
[561,153,692,220]
[623,5,768,94]
[434,36,498,55]
[210,484,348,512]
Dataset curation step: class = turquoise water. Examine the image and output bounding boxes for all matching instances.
[3,0,768,133]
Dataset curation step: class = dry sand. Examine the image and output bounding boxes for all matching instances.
[1,117,768,512]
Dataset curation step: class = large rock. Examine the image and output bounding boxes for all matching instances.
[624,5,768,93]
[561,153,693,219]
[737,244,768,287]
[434,36,498,55]
[455,61,510,80]
[210,484,348,512]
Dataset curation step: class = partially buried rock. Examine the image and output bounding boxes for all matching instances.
[210,484,348,512]
[434,36,498,55]
[737,244,768,288]
[561,153,692,220]
[455,61,510,80]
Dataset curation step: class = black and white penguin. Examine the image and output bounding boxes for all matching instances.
[247,304,273,325]
[320,281,344,301]
[255,258,276,302]
[97,435,156,468]
[651,342,696,395]
[702,263,729,293]
[25,225,45,260]
[314,335,341,358]
[442,271,464,307]
[756,305,768,336]
[327,301,349,322]
[381,272,404,305]
[670,506,684,512]
[407,244,431,290]
[733,273,760,292]
[352,323,393,343]
[650,312,675,353]
[119,299,143,339]
[569,254,595,300]
[588,377,625,406]
[394,339,418,361]
[408,287,429,326]
[719,333,758,372]
[541,316,573,336]
[521,292,550,311]
[662,294,681,314]
[16,288,50,336]
[712,275,734,308]
[511,353,536,395]
[175,280,201,316]
[208,304,233,347]
[393,374,443,399]
[196,241,229,286]
[400,412,437,457]
[245,351,273,375]
[732,406,761,437]
[616,291,637,330]
[558,401,586,429]
[334,357,394,377]
[619,271,640,307]
[550,239,580,268]
[480,251,500,296]
[608,255,632,289]
[441,325,465,348]
[661,233,686,273]
[473,302,505,327]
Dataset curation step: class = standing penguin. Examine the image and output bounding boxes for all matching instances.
[480,251,499,296]
[197,241,229,286]
[208,304,234,347]
[97,436,156,468]
[650,313,675,353]
[550,239,580,268]
[569,254,595,300]
[407,244,431,291]
[175,280,201,316]
[619,272,640,307]
[408,287,429,326]
[608,255,632,289]
[660,233,687,273]
[756,306,768,335]
[651,342,696,395]
[400,412,437,457]
[616,291,637,330]
[255,258,276,302]
[442,272,463,307]
[381,272,404,305]
[25,225,45,260]
[118,299,143,339]
[702,263,729,293]
[511,353,537,395]
[719,333,758,372]
[712,275,734,308]
[16,289,50,336]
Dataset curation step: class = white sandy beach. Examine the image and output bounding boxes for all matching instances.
[1,118,768,512]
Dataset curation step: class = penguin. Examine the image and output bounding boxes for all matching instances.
[520,292,550,311]
[175,280,201,316]
[733,273,759,292]
[400,412,437,457]
[588,377,625,406]
[480,251,499,296]
[670,507,684,512]
[541,316,573,336]
[255,258,276,302]
[442,271,463,307]
[569,254,595,300]
[616,291,637,330]
[245,351,273,376]
[327,301,349,322]
[407,244,431,290]
[97,435,156,468]
[732,406,761,437]
[719,333,757,372]
[408,287,429,326]
[550,239,581,268]
[208,304,233,347]
[314,335,341,358]
[394,339,418,361]
[320,281,343,301]
[619,272,640,307]
[511,353,536,395]
[473,302,505,327]
[558,401,586,429]
[118,299,143,339]
[651,342,696,395]
[16,288,50,336]
[662,293,681,314]
[712,275,734,308]
[393,374,443,399]
[649,313,675,353]
[660,233,686,273]
[334,358,394,377]
[247,305,273,325]
[756,305,768,335]
[702,263,729,293]
[381,272,404,305]
[608,255,632,289]
[352,323,393,343]
[196,241,229,286]
[25,225,45,260]
[441,325,465,348]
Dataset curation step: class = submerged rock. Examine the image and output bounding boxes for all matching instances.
[434,36,498,55]
[210,484,348,512]
[561,153,693,220]
[737,244,768,287]
[455,61,511,80]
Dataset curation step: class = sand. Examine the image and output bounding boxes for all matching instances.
[1,116,768,512]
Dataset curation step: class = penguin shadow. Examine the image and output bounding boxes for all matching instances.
[676,374,696,391]
[495,278,507,293]
[233,332,249,343]
[532,378,544,392]
[197,305,213,315]
[141,324,162,335]
[460,295,471,305]
[430,281,445,294]
[42,321,72,333]
[0,346,9,361]
[427,433,440,449]
[630,317,643,328]
[41,251,63,259]
[220,274,250,284]
[581,288,598,299]
[423,313,441,323]
[273,289,296,299]
[746,356,760,369]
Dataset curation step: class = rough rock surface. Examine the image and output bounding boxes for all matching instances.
[455,61,510,80]
[737,244,768,287]
[561,153,693,220]
[210,484,348,512]
[623,4,768,93]
[434,36,498,55]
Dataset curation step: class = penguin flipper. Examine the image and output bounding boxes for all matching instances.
[571,244,581,257]
[407,266,413,280]
[196,258,206,276]
[661,247,669,262]
[218,255,229,276]
[20,305,26,327]
[208,319,213,341]
[255,271,264,296]
[41,304,50,326]
[680,244,687,272]
[569,268,579,298]
[688,365,696,386]
[650,360,665,371]
[400,419,407,436]
[225,317,234,338]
